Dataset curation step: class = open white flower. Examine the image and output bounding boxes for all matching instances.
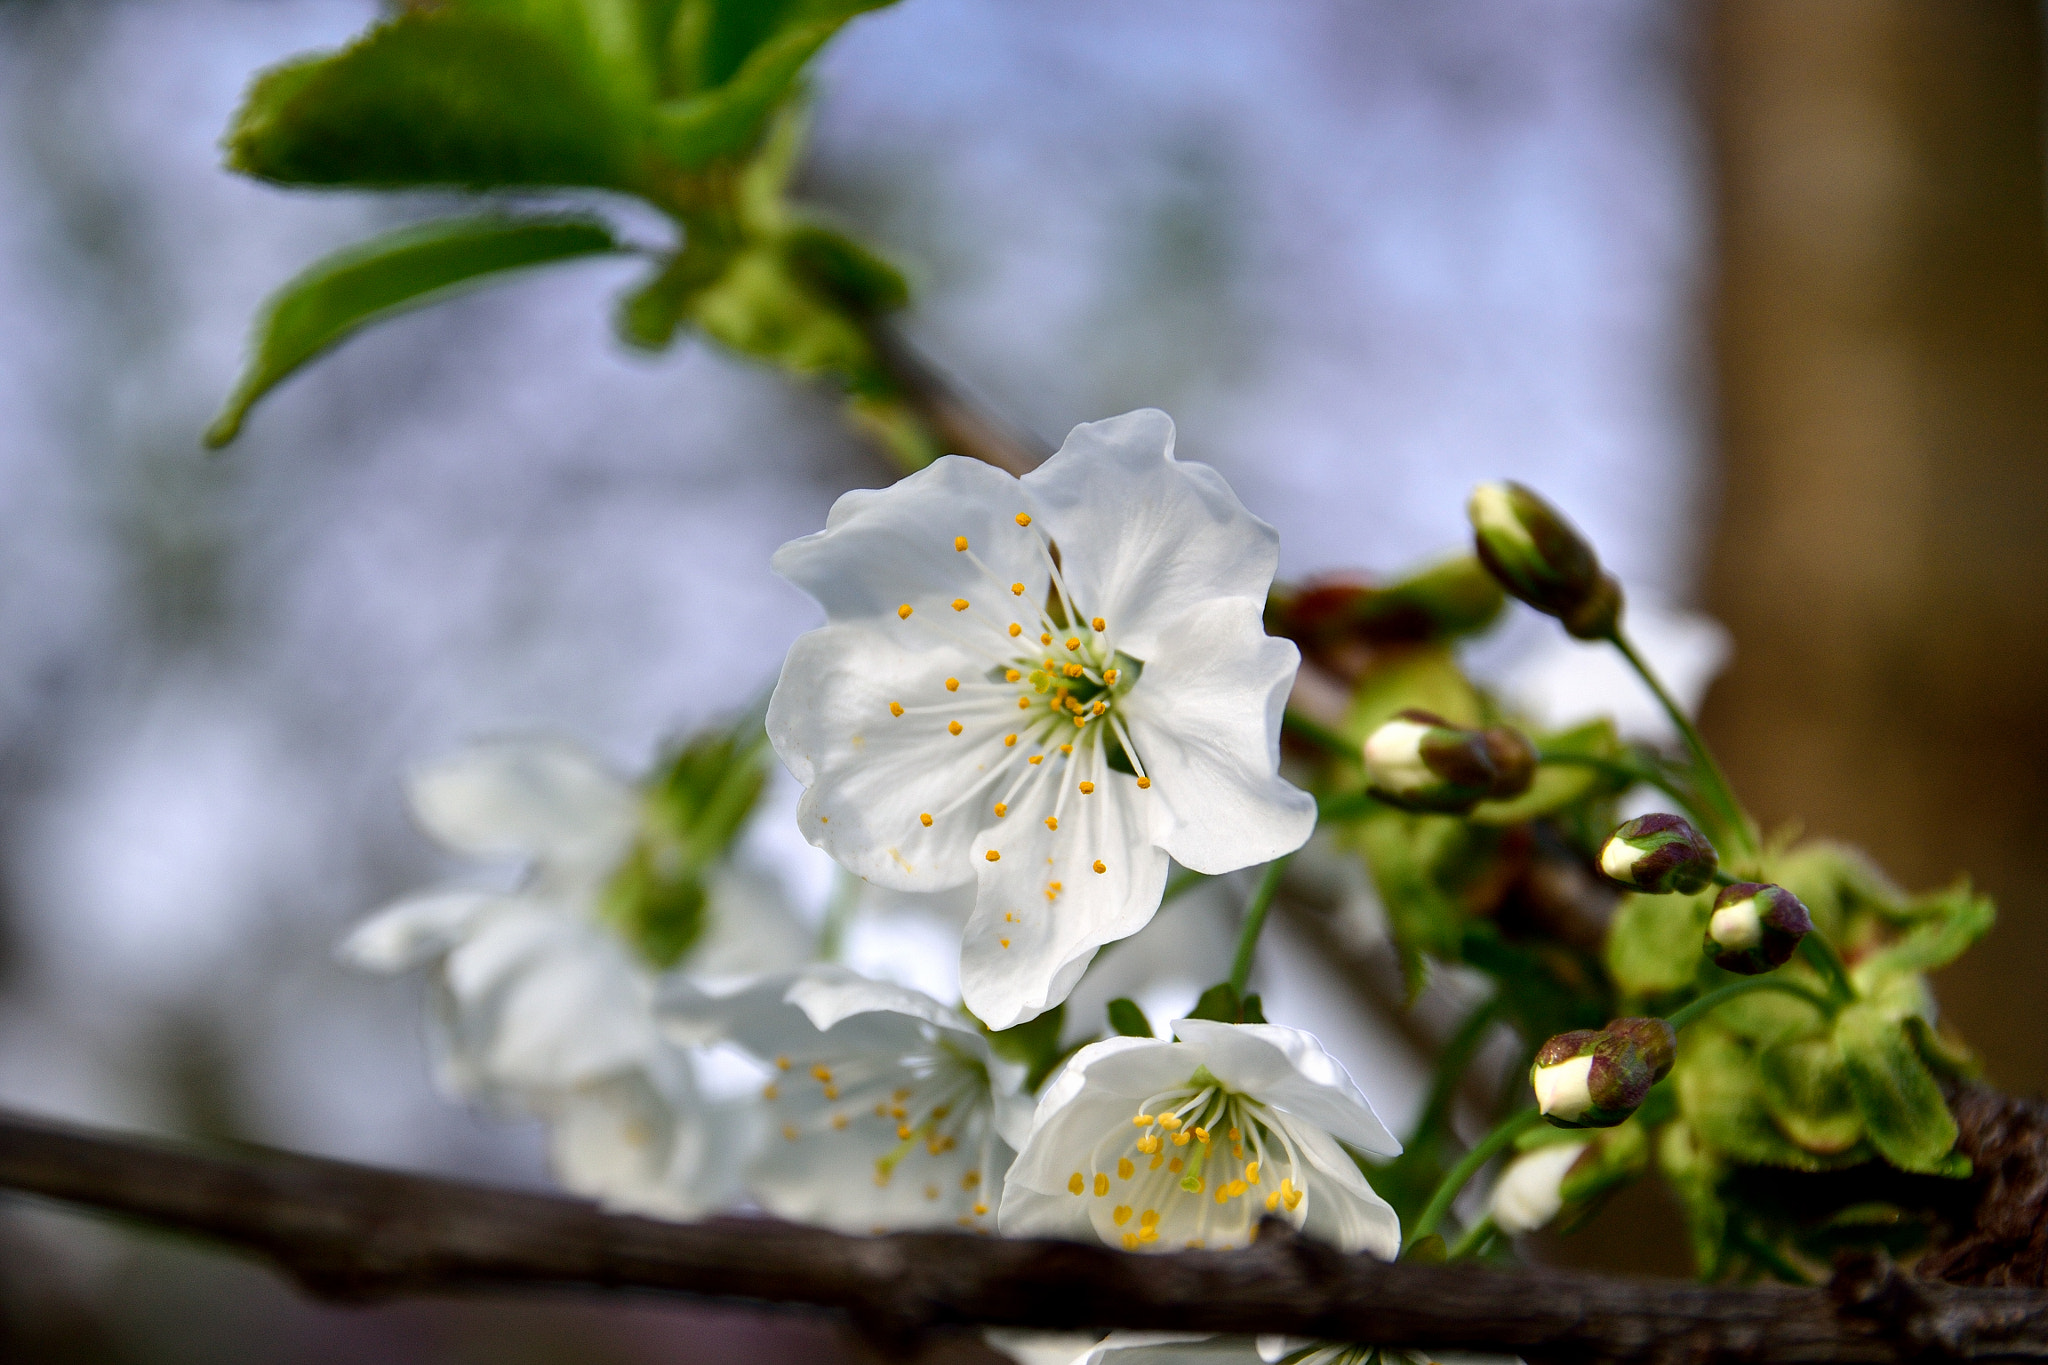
[341,736,804,1217]
[998,1019,1401,1254]
[662,965,1031,1234]
[769,409,1316,1029]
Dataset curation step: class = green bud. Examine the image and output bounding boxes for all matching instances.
[1467,481,1623,638]
[1704,881,1813,975]
[1598,813,1718,895]
[1361,709,1536,814]
[1531,1017,1676,1129]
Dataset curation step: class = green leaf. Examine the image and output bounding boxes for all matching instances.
[1677,1027,1866,1171]
[1343,645,1483,740]
[651,19,838,167]
[783,224,910,315]
[1106,998,1154,1038]
[689,246,885,388]
[1183,982,1242,1025]
[1605,887,1713,998]
[1757,1036,1864,1155]
[1835,1003,1959,1174]
[674,0,896,92]
[226,12,643,192]
[460,0,654,103]
[207,215,622,447]
[1857,881,1995,981]
[1239,992,1267,1025]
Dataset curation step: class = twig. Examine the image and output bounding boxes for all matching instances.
[3,1110,2047,1362]
[863,320,1047,476]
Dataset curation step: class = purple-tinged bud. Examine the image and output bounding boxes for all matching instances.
[1598,813,1718,895]
[1467,482,1624,639]
[1362,710,1536,814]
[1703,881,1813,975]
[1531,1017,1676,1129]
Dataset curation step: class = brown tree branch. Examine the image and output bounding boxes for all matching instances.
[3,1109,2048,1363]
[864,319,1048,476]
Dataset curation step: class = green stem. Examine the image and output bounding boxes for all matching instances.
[1162,866,1208,906]
[1282,710,1357,762]
[1404,1107,1544,1251]
[1315,790,1380,823]
[1534,748,1709,824]
[1409,995,1508,1150]
[1665,975,1833,1031]
[1798,932,1858,1004]
[1607,630,1756,858]
[815,867,863,961]
[1226,857,1291,996]
[1446,1213,1498,1262]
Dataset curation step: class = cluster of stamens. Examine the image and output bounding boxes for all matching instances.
[761,1042,1003,1232]
[1068,1077,1305,1252]
[880,514,1156,938]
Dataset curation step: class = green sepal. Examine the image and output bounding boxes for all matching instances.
[1834,1003,1959,1175]
[1605,886,1714,997]
[601,843,708,969]
[985,1003,1071,1092]
[783,224,911,315]
[1677,1026,1869,1171]
[207,214,622,446]
[1106,997,1154,1038]
[1756,1035,1864,1156]
[1855,880,1995,982]
[1184,982,1244,1025]
[225,13,643,192]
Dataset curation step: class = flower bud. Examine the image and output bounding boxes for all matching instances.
[1598,813,1717,895]
[1489,1140,1591,1234]
[1362,710,1536,814]
[1467,481,1623,639]
[1703,881,1813,975]
[1531,1017,1675,1128]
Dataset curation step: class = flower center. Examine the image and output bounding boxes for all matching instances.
[1067,1073,1306,1252]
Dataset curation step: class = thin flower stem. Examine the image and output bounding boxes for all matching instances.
[1798,933,1859,1005]
[1533,748,1707,823]
[1606,629,1757,859]
[1282,710,1357,762]
[1405,1107,1544,1251]
[1712,868,1742,887]
[1226,857,1292,997]
[1665,975,1834,1032]
[1447,1212,1498,1262]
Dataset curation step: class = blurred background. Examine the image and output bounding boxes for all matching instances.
[0,0,2041,1359]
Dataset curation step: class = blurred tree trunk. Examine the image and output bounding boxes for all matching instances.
[1702,1,2048,1093]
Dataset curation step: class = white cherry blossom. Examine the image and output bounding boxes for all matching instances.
[998,1019,1401,1255]
[768,409,1316,1029]
[341,735,804,1218]
[1067,1334,1515,1365]
[662,965,1030,1234]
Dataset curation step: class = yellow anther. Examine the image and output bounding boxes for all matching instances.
[1016,513,1032,527]
[1103,668,1119,684]
[898,604,913,619]
[964,1172,982,1190]
[1065,636,1080,651]
[832,1113,849,1130]
[1060,743,1073,755]
[783,1124,800,1142]
[1094,1173,1110,1197]
[1187,1238,1204,1249]
[898,1124,914,1140]
[1092,700,1106,714]
[1114,1205,1133,1226]
[1246,1161,1261,1183]
[889,702,904,717]
[1028,754,1043,764]
[1118,1158,1135,1180]
[999,938,1011,948]
[875,1103,889,1117]
[946,677,959,691]
[1005,733,1018,746]
[925,1184,940,1201]
[1094,860,1107,873]
[762,1083,779,1100]
[1266,1190,1281,1211]
[1150,1153,1164,1170]
[920,812,933,827]
[1286,1188,1304,1210]
[823,1084,839,1099]
[1005,669,1021,682]
[1079,781,1095,794]
[1092,617,1106,632]
[1193,1126,1210,1144]
[994,803,1008,818]
[985,849,1001,862]
[1122,1232,1139,1250]
[1137,1135,1161,1154]
[955,536,969,551]
[948,720,963,736]
[973,1202,988,1216]
[1041,632,1053,646]
[875,1170,891,1187]
[1062,662,1081,678]
[1009,623,1022,638]
[811,1064,832,1083]
[1048,880,1062,896]
[776,1056,791,1070]
[1133,1114,1153,1127]
[1074,715,1087,728]
[1137,776,1152,789]
[1227,1180,1248,1198]
[952,598,970,611]
[1011,582,1025,595]
[931,1105,951,1121]
[1044,816,1058,830]
[1069,1172,1085,1195]
[1014,697,1030,710]
[1158,1115,1182,1130]
[1215,1187,1229,1205]
[1173,1131,1192,1147]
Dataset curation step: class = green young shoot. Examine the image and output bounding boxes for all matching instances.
[1226,857,1291,997]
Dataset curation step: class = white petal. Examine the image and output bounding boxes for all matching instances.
[1002,1036,1193,1217]
[960,741,1170,1029]
[985,1330,1111,1365]
[1020,411,1280,658]
[1083,1335,1255,1365]
[337,891,501,972]
[783,964,976,1037]
[686,863,814,983]
[543,1060,751,1219]
[747,1099,1009,1233]
[769,622,1020,892]
[1170,1020,1400,1158]
[407,736,637,884]
[1122,598,1315,874]
[771,454,1042,626]
[1489,1141,1586,1234]
[1281,1113,1404,1258]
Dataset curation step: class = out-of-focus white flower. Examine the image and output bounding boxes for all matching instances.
[1493,602,1730,745]
[768,409,1315,1030]
[662,965,1030,1234]
[1064,1332,1517,1365]
[341,736,805,1218]
[1487,1140,1589,1234]
[998,1019,1400,1255]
